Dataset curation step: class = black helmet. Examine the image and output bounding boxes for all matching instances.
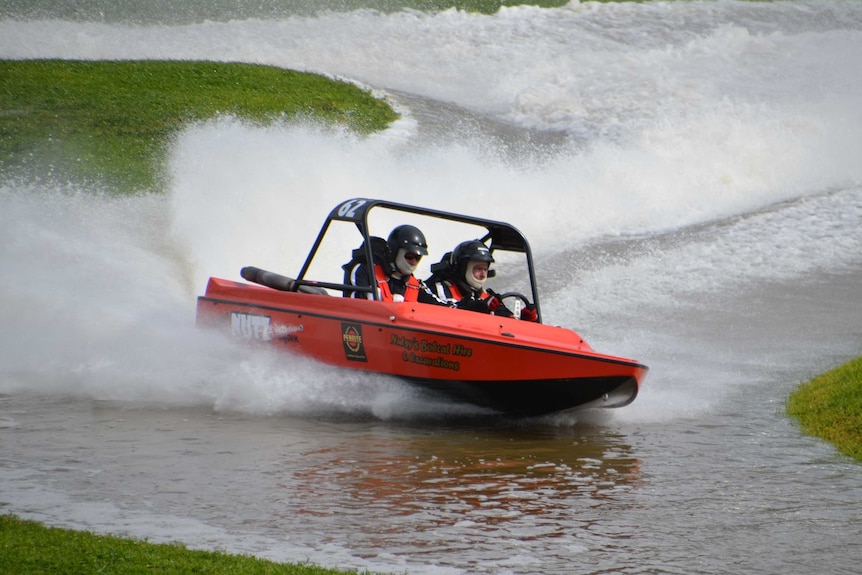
[450,240,494,285]
[451,240,494,266]
[387,225,428,257]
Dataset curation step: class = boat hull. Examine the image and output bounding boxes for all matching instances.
[196,277,648,416]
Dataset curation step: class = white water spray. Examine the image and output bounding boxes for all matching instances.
[2,1,861,421]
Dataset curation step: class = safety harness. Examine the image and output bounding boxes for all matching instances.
[373,265,421,302]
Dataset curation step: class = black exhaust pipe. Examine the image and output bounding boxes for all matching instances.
[240,266,297,292]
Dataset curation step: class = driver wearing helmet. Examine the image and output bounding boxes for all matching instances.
[350,224,439,304]
[425,240,538,321]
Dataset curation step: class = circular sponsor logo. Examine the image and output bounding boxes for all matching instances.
[342,325,363,353]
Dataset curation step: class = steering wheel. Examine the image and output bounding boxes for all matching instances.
[495,292,534,318]
[497,292,531,308]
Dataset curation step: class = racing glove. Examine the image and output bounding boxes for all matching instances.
[520,303,538,322]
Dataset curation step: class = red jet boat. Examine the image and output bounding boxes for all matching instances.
[196,198,648,416]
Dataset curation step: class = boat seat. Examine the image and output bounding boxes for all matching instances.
[342,236,390,297]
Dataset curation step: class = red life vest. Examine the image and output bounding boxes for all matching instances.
[373,264,420,302]
[445,281,490,302]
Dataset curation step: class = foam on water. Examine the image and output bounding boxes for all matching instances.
[2,3,861,132]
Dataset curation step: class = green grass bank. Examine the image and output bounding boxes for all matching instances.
[0,59,399,192]
[0,514,384,575]
[787,356,862,462]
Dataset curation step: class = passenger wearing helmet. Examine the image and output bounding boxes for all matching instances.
[425,240,538,321]
[348,225,439,303]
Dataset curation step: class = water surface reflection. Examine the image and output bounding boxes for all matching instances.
[282,422,642,566]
